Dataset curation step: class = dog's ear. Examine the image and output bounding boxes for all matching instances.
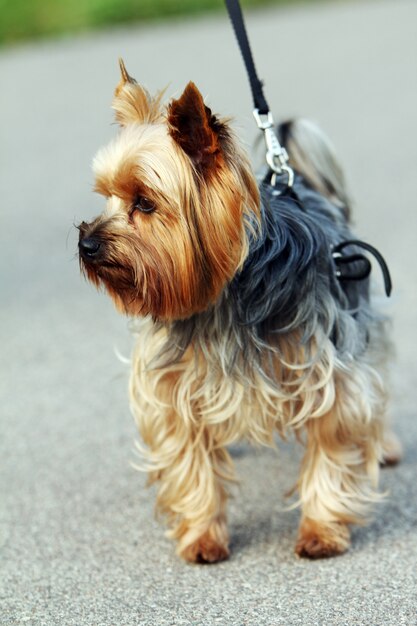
[167,82,223,171]
[113,58,163,125]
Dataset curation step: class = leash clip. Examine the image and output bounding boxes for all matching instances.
[253,109,294,188]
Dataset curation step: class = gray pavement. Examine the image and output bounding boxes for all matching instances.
[1,1,417,624]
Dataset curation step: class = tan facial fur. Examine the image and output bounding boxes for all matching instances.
[79,64,259,320]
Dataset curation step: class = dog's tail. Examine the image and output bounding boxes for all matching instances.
[277,119,351,220]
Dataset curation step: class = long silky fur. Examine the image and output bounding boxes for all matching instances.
[80,76,391,558]
[129,132,388,552]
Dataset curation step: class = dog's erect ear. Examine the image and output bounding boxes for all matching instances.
[167,82,223,171]
[113,58,163,126]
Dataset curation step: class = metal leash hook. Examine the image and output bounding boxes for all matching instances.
[253,109,294,188]
[223,0,294,188]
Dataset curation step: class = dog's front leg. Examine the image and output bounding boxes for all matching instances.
[295,368,384,558]
[167,437,231,564]
[130,339,234,563]
[159,424,231,563]
[135,396,232,563]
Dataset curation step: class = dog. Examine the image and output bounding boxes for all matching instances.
[78,60,401,563]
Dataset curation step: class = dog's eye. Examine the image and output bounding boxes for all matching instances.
[132,196,156,214]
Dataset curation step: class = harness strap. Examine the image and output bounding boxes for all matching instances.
[332,239,392,297]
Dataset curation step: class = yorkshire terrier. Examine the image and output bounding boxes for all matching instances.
[78,60,401,563]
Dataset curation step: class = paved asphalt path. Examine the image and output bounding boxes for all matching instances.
[1,1,416,624]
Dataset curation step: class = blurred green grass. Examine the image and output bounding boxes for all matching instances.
[0,0,311,46]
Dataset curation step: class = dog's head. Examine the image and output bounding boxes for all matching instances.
[78,60,259,320]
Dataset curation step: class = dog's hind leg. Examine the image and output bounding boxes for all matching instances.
[295,364,385,558]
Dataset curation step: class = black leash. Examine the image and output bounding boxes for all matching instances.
[224,0,269,114]
[224,0,293,187]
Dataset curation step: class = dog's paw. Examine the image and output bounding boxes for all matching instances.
[295,518,350,559]
[381,430,403,467]
[180,530,230,564]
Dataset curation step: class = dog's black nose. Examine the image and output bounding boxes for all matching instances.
[79,237,101,258]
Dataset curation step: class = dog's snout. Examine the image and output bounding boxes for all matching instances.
[79,237,101,259]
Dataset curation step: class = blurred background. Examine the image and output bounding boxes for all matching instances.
[1,0,318,45]
[1,1,416,625]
